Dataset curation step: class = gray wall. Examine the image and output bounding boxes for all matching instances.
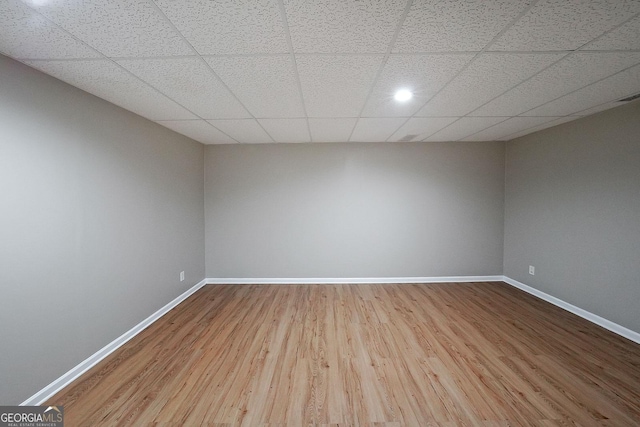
[0,55,205,404]
[205,142,505,278]
[504,100,640,333]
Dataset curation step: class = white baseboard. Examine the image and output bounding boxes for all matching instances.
[206,276,504,285]
[502,276,640,345]
[21,279,208,406]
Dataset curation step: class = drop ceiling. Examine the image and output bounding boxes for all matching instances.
[2,0,640,144]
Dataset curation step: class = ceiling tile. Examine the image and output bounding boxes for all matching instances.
[283,0,407,53]
[424,117,508,142]
[501,117,578,139]
[350,118,406,142]
[24,59,197,121]
[207,119,273,144]
[308,118,357,142]
[394,0,533,52]
[462,116,562,141]
[571,101,624,117]
[361,54,473,117]
[0,0,99,60]
[296,55,383,117]
[587,15,640,50]
[154,0,288,54]
[117,58,250,120]
[491,0,640,51]
[471,52,640,116]
[31,0,192,57]
[156,120,238,145]
[205,55,304,118]
[522,64,640,116]
[417,53,565,117]
[258,118,310,143]
[388,117,457,142]
[7,0,640,144]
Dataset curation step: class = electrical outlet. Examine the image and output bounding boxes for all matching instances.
[529,265,535,275]
[180,271,185,282]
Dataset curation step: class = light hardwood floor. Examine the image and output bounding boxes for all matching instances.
[48,282,640,426]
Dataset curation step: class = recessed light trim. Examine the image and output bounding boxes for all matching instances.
[394,89,413,102]
[27,0,50,6]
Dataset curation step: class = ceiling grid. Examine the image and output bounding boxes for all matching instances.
[1,0,639,144]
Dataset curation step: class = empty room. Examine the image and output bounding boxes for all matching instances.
[1,0,640,425]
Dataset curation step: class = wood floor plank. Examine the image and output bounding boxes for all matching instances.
[47,282,640,426]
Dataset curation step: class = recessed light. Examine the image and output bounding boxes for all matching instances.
[394,89,413,102]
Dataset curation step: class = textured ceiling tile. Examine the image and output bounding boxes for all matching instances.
[31,0,191,57]
[154,0,288,54]
[157,120,238,144]
[462,116,562,141]
[501,116,578,139]
[207,119,273,144]
[361,54,473,117]
[424,117,507,142]
[284,0,407,53]
[587,15,640,50]
[7,0,640,141]
[0,0,99,59]
[296,55,383,117]
[205,55,304,118]
[117,58,250,120]
[388,117,458,142]
[257,118,310,143]
[418,53,565,117]
[491,0,640,51]
[522,64,640,116]
[24,59,197,121]
[571,101,623,117]
[349,118,406,142]
[394,0,533,52]
[308,118,357,142]
[471,52,640,116]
